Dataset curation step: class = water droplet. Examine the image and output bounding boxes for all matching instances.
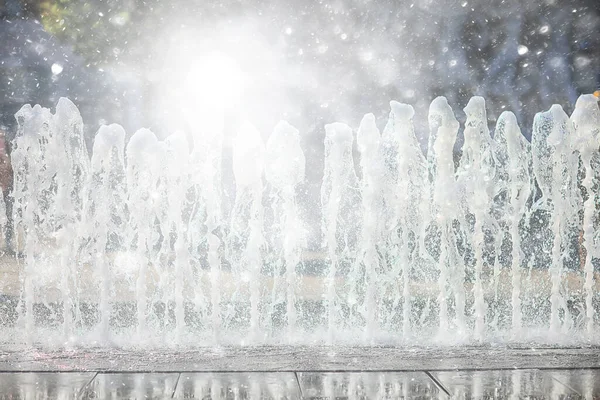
[575,56,590,68]
[517,45,529,55]
[51,63,63,75]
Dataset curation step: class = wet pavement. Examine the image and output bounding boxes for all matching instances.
[2,345,600,371]
[1,346,599,398]
[1,369,600,398]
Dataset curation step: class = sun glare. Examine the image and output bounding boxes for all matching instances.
[185,52,245,107]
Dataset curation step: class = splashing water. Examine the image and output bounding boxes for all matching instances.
[2,95,600,347]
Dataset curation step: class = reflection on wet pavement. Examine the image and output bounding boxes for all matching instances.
[433,369,582,399]
[546,369,600,399]
[80,373,179,399]
[298,371,446,399]
[0,372,94,399]
[0,369,599,399]
[173,372,300,399]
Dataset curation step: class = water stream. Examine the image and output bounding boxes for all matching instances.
[2,94,600,346]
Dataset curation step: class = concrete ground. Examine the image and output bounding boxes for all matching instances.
[0,346,599,398]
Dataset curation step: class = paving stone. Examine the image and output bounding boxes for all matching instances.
[1,346,599,372]
[173,372,300,399]
[298,371,447,399]
[80,372,179,399]
[0,372,94,399]
[432,369,581,399]
[547,369,600,398]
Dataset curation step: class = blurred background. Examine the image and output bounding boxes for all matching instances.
[2,0,600,139]
[0,0,599,249]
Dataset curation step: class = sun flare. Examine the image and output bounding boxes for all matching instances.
[185,52,245,107]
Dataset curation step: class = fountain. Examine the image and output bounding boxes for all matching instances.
[1,94,599,347]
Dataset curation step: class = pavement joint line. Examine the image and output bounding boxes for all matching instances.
[294,371,303,397]
[425,371,451,397]
[77,371,97,399]
[550,374,583,397]
[171,372,182,399]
